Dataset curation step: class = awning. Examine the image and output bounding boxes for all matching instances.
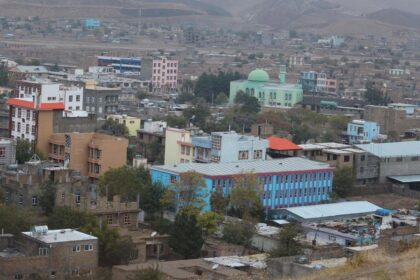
[388,175,420,183]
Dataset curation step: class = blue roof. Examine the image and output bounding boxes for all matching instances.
[356,141,420,158]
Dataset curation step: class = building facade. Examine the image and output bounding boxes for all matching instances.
[164,127,194,165]
[107,114,141,137]
[192,131,269,163]
[151,57,178,91]
[97,56,141,74]
[0,138,16,165]
[0,226,98,279]
[151,158,334,212]
[48,132,128,179]
[229,66,303,108]
[83,83,120,119]
[316,73,337,95]
[346,120,380,144]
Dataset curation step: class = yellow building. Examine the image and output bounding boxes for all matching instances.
[164,127,194,165]
[108,114,141,137]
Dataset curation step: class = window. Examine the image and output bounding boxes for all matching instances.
[344,155,350,162]
[50,271,56,278]
[26,110,30,120]
[238,150,249,160]
[170,175,177,184]
[69,95,73,102]
[26,124,29,134]
[124,214,131,225]
[254,150,263,159]
[181,145,185,155]
[72,245,80,252]
[84,244,93,251]
[75,192,81,204]
[14,274,23,280]
[0,147,5,158]
[17,122,21,132]
[31,125,36,135]
[76,95,80,102]
[18,108,21,118]
[32,196,38,206]
[12,121,15,131]
[39,247,48,256]
[211,135,222,150]
[107,214,113,224]
[18,194,23,205]
[32,111,37,120]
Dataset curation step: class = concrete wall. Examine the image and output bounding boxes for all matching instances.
[379,157,420,183]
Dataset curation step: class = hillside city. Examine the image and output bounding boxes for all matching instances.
[0,1,420,280]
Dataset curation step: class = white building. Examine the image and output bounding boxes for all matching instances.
[15,80,84,111]
[152,57,178,91]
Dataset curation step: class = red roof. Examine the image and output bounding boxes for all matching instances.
[268,136,301,151]
[7,98,64,111]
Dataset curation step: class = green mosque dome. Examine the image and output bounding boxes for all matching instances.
[248,69,270,82]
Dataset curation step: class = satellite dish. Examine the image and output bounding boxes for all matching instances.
[212,264,219,270]
[151,231,157,237]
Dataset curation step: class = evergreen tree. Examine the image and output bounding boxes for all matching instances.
[39,180,57,215]
[169,212,204,259]
[16,139,33,164]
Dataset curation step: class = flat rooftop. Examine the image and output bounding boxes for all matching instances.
[281,201,380,221]
[356,141,420,158]
[22,229,97,244]
[152,158,332,177]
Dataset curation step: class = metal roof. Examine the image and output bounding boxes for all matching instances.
[283,201,380,220]
[151,158,332,177]
[388,175,420,183]
[356,141,420,158]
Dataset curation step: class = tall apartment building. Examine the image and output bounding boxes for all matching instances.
[152,57,178,91]
[0,226,98,279]
[48,132,128,179]
[14,80,84,111]
[192,131,269,163]
[83,83,120,119]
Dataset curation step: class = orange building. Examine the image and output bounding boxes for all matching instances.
[48,132,128,179]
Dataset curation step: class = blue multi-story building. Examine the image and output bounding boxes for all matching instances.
[97,56,142,74]
[346,120,380,144]
[150,158,334,212]
[192,131,269,163]
[85,19,101,29]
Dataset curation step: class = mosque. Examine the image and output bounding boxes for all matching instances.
[229,66,303,108]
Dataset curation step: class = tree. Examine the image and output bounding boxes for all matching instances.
[169,211,204,259]
[82,222,135,266]
[140,183,165,217]
[210,187,229,214]
[222,220,254,248]
[102,118,129,137]
[231,173,262,219]
[271,223,302,257]
[333,167,355,198]
[128,265,163,280]
[183,98,211,128]
[0,205,37,234]
[215,92,228,105]
[39,180,57,215]
[234,91,261,114]
[365,82,389,106]
[48,207,96,229]
[99,166,148,202]
[197,211,223,237]
[173,171,208,213]
[0,61,8,86]
[16,139,33,164]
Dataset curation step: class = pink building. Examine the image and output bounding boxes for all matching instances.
[152,57,178,91]
[316,73,337,95]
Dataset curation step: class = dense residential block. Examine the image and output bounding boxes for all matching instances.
[151,158,334,212]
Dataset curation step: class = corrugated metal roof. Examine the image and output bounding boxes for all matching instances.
[388,175,420,183]
[356,141,420,158]
[284,201,380,220]
[151,157,332,177]
[268,136,301,151]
